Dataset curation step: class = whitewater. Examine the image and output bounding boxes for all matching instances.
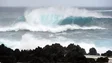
[0,7,112,53]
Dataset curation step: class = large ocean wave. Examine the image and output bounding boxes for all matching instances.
[1,7,112,32]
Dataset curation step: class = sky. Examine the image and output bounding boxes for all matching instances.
[0,0,112,7]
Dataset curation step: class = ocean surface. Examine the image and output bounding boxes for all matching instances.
[0,7,112,53]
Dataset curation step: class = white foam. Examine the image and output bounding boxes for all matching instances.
[0,22,105,33]
[24,7,112,26]
[0,33,111,53]
[0,7,110,32]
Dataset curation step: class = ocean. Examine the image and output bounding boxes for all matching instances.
[0,7,112,53]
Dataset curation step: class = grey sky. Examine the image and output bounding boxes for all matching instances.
[0,0,112,7]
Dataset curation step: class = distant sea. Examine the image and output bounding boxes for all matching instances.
[0,7,112,53]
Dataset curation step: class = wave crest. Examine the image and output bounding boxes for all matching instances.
[0,22,105,33]
[0,7,110,32]
[24,7,112,26]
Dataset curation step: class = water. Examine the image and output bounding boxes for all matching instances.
[0,7,112,53]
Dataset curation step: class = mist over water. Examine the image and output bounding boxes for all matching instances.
[0,7,112,53]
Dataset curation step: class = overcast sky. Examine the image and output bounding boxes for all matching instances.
[0,0,112,7]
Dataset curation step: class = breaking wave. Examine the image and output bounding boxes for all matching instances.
[0,33,111,53]
[0,22,105,33]
[0,7,111,32]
